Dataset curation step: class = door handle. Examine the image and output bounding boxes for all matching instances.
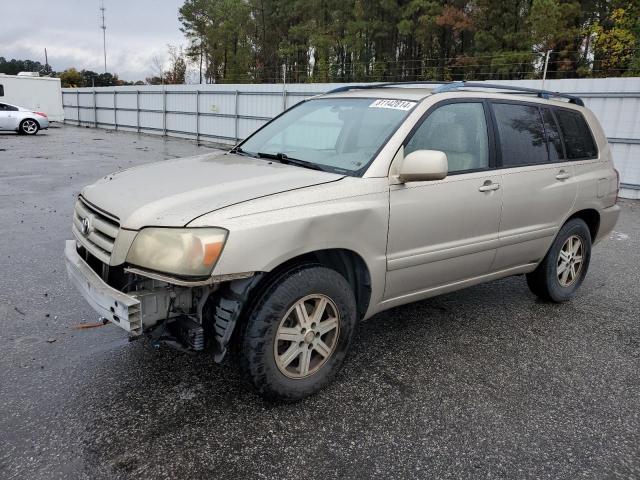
[478,181,500,192]
[556,170,570,180]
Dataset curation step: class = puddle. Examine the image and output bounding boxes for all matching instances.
[610,231,629,241]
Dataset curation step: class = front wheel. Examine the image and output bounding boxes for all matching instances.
[240,265,357,401]
[19,119,39,135]
[526,218,592,302]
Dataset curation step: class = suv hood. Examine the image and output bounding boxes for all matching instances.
[81,152,344,229]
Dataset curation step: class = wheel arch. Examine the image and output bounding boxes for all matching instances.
[249,248,372,321]
[566,208,600,241]
[208,248,372,362]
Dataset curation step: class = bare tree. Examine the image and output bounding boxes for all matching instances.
[165,45,187,84]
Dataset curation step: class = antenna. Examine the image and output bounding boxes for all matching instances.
[100,0,107,73]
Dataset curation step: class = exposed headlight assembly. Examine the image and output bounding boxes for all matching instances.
[126,227,228,278]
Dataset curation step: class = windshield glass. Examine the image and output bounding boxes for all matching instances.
[238,98,417,174]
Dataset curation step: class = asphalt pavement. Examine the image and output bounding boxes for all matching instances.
[1,125,639,479]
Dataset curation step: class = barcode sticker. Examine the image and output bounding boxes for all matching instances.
[369,99,416,111]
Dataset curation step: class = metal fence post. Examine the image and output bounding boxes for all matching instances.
[113,91,117,131]
[195,90,200,145]
[76,90,80,124]
[93,90,97,128]
[162,88,167,137]
[234,90,239,141]
[136,90,140,133]
[282,88,287,111]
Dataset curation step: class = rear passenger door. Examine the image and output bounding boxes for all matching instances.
[490,102,578,271]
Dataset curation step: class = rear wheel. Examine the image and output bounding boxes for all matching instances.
[19,119,39,135]
[240,265,357,401]
[526,218,592,302]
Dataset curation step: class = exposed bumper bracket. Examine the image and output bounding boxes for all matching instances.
[65,240,143,335]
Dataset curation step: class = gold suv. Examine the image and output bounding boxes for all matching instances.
[65,82,620,400]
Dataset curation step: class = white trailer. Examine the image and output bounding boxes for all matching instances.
[0,74,64,122]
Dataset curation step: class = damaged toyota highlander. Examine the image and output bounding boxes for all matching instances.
[65,82,620,400]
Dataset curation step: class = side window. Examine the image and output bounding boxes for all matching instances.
[0,84,4,96]
[405,102,489,173]
[554,109,598,159]
[541,108,564,161]
[492,103,547,166]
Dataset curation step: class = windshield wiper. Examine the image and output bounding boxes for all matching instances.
[257,152,330,172]
[229,146,257,157]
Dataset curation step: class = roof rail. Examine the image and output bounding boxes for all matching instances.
[325,81,450,94]
[433,81,585,106]
[325,80,585,106]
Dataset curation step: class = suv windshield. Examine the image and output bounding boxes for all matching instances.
[238,98,416,175]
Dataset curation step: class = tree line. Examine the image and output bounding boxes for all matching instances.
[179,0,640,83]
[3,1,638,87]
[0,45,187,88]
[0,57,124,86]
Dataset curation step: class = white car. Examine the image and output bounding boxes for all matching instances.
[0,102,49,135]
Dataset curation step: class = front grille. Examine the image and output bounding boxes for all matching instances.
[72,197,120,265]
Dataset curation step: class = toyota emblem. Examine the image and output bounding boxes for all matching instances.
[81,217,91,235]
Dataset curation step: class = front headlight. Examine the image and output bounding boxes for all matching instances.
[126,227,228,278]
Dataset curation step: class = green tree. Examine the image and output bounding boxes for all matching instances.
[177,0,640,83]
[592,5,640,75]
[59,68,83,87]
[0,57,51,76]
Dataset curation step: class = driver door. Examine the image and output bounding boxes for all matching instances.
[385,100,503,300]
[0,103,10,130]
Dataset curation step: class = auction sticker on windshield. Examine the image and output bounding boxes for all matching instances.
[369,99,416,110]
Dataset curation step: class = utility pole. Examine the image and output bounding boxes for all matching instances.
[282,62,287,111]
[100,0,107,73]
[199,42,203,84]
[44,48,48,68]
[541,49,552,90]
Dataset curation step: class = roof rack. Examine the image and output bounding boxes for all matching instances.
[325,81,446,94]
[325,81,585,106]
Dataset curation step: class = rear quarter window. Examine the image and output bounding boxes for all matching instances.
[492,102,547,166]
[554,109,598,159]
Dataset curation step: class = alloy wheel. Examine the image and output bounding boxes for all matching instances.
[22,120,38,134]
[557,235,583,287]
[274,294,340,379]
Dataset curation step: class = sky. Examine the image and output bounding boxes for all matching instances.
[1,0,187,81]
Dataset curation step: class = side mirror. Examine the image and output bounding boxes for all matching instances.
[398,150,448,183]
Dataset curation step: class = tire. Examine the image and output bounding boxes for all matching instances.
[526,218,592,303]
[240,264,357,401]
[19,119,39,135]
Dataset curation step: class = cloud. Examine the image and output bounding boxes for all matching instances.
[0,0,187,81]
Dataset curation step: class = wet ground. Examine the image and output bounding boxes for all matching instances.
[1,125,639,479]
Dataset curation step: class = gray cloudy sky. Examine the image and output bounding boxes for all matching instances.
[1,0,187,81]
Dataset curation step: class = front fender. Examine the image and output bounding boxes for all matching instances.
[190,177,390,318]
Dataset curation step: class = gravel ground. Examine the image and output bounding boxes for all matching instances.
[1,125,639,480]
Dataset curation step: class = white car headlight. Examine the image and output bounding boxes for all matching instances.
[126,227,228,278]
